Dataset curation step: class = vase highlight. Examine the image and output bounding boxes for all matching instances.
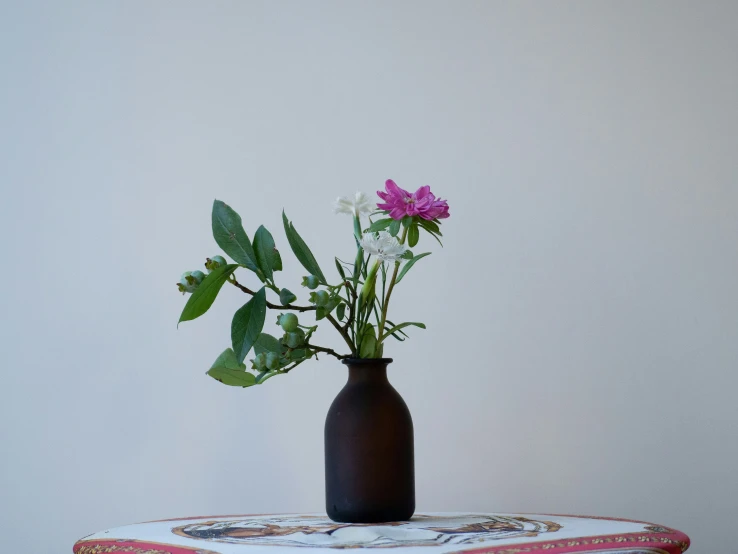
[324,358,415,523]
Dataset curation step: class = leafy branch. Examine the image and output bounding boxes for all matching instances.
[229,276,316,312]
[306,343,351,360]
[178,188,446,390]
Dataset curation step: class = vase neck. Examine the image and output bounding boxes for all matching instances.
[343,359,392,384]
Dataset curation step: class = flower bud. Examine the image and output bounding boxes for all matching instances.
[205,255,227,272]
[279,313,299,332]
[302,275,320,289]
[310,290,330,307]
[360,261,380,304]
[265,352,280,370]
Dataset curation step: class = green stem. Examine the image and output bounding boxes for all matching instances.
[351,248,363,349]
[327,314,357,356]
[306,343,350,360]
[376,226,408,345]
[280,359,306,375]
[356,258,381,355]
[230,278,317,312]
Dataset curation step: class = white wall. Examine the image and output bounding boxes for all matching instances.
[1,1,736,552]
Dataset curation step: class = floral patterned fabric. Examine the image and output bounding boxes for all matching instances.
[74,513,690,554]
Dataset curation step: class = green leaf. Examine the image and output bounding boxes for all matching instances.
[417,218,443,246]
[211,200,260,273]
[386,319,409,337]
[365,218,393,233]
[408,223,419,247]
[316,295,341,321]
[254,333,287,356]
[359,324,377,358]
[178,264,238,325]
[272,249,283,271]
[418,218,442,236]
[334,257,346,280]
[206,348,256,387]
[210,348,247,370]
[336,302,346,321]
[389,219,401,237]
[207,367,257,387]
[279,288,297,305]
[289,348,309,362]
[253,225,278,281]
[401,249,414,260]
[380,321,426,341]
[396,252,431,284]
[401,216,413,229]
[282,211,326,283]
[384,318,408,341]
[231,287,267,363]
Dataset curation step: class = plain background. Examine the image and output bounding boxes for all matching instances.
[1,1,736,553]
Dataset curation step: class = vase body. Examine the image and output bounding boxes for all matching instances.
[324,358,415,523]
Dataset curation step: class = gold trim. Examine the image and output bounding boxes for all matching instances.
[74,540,220,554]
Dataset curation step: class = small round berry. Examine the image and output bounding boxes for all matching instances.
[253,352,267,370]
[302,275,320,289]
[205,255,227,272]
[279,313,299,332]
[177,271,198,294]
[189,270,205,284]
[312,290,329,307]
[265,352,280,370]
[285,331,304,348]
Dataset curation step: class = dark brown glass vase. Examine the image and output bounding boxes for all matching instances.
[324,358,415,523]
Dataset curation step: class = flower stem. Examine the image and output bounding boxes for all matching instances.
[376,226,408,348]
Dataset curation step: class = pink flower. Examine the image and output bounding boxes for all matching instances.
[376,179,450,221]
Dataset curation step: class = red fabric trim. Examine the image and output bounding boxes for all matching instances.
[451,529,691,554]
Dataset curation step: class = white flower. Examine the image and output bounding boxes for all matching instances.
[359,231,408,262]
[333,192,374,217]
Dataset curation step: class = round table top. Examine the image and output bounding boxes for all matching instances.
[73,512,690,554]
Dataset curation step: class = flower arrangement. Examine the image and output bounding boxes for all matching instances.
[177,179,449,388]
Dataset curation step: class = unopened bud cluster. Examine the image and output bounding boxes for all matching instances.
[177,270,205,294]
[176,255,227,294]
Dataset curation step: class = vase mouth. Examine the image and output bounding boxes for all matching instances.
[342,358,393,365]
